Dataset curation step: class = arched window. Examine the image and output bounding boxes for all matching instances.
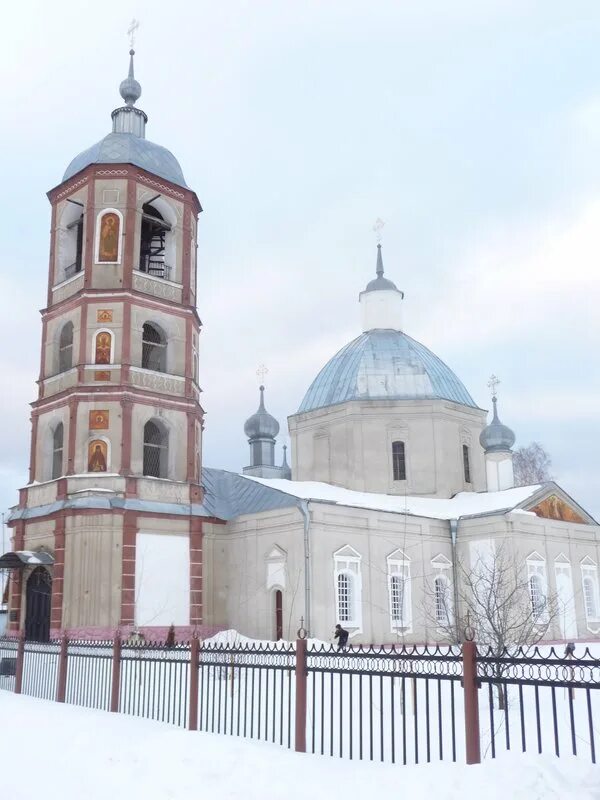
[529,574,545,616]
[388,550,412,631]
[139,203,172,280]
[143,420,168,478]
[584,577,597,619]
[434,575,451,625]
[462,444,471,484]
[392,440,406,481]
[337,573,353,623]
[142,323,167,372]
[58,322,74,373]
[52,423,64,480]
[390,575,405,623]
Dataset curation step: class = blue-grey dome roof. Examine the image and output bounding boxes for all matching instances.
[298,329,478,413]
[479,397,515,453]
[63,132,188,188]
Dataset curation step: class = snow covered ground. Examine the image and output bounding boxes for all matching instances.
[0,691,598,800]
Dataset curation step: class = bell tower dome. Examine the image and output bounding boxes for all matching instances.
[6,50,206,641]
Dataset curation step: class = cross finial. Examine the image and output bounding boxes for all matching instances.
[487,374,500,400]
[372,218,385,244]
[256,364,269,384]
[127,18,140,50]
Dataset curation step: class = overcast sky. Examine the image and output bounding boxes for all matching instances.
[1,0,599,529]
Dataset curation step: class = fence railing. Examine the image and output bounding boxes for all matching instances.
[0,634,598,767]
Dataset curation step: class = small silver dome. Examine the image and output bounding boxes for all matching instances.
[244,386,280,441]
[363,245,403,294]
[479,396,516,453]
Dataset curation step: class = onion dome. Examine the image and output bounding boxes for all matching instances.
[244,386,280,441]
[479,396,516,453]
[62,49,188,188]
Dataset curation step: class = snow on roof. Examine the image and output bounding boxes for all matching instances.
[241,475,542,521]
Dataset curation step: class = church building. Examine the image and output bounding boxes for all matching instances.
[3,52,600,646]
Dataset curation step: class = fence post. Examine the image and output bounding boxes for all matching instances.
[188,635,200,731]
[295,636,307,753]
[110,631,122,713]
[56,633,69,703]
[462,640,481,765]
[14,632,25,695]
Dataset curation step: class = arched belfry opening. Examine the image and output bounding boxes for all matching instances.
[140,202,172,280]
[25,567,52,642]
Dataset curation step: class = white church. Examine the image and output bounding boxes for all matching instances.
[2,50,599,646]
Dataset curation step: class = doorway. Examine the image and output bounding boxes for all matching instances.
[25,567,52,642]
[274,590,283,641]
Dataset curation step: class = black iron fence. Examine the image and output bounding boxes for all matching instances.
[0,634,598,767]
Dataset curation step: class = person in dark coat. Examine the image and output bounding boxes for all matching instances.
[334,624,349,651]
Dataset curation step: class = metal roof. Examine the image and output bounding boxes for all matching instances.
[297,329,478,413]
[63,132,188,188]
[0,551,55,569]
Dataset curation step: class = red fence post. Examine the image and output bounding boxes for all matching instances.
[14,633,25,695]
[295,637,307,753]
[462,640,481,765]
[188,635,200,731]
[110,631,122,713]
[56,633,69,703]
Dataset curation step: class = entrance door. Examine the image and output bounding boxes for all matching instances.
[274,590,283,641]
[25,567,52,642]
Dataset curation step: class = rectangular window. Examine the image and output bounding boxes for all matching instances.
[463,444,471,483]
[392,440,406,481]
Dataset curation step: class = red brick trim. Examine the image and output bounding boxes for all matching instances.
[50,515,65,630]
[190,517,203,625]
[28,415,39,484]
[66,398,78,474]
[120,398,133,475]
[122,178,137,290]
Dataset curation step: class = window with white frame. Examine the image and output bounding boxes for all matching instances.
[581,558,600,623]
[387,550,412,631]
[334,546,362,630]
[526,553,548,621]
[431,554,453,627]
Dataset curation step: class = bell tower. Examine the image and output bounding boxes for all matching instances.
[7,50,208,639]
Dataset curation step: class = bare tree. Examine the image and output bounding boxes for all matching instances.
[425,541,559,708]
[513,442,552,486]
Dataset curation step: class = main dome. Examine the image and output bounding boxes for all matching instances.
[298,329,478,413]
[63,132,188,188]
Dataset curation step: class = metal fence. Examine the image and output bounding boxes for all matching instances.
[0,634,598,767]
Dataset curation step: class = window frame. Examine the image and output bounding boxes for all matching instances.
[462,443,471,484]
[143,419,169,479]
[526,553,549,622]
[51,423,64,480]
[387,550,412,633]
[392,440,406,482]
[141,322,167,373]
[58,322,74,373]
[333,546,362,632]
[581,558,600,624]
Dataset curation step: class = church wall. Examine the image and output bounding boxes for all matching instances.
[52,186,89,288]
[135,186,185,284]
[203,509,304,641]
[73,400,123,474]
[43,307,82,378]
[130,404,188,481]
[62,513,122,630]
[84,302,124,365]
[34,404,70,483]
[130,304,187,378]
[289,399,487,498]
[307,504,454,644]
[90,179,128,290]
[458,513,600,642]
